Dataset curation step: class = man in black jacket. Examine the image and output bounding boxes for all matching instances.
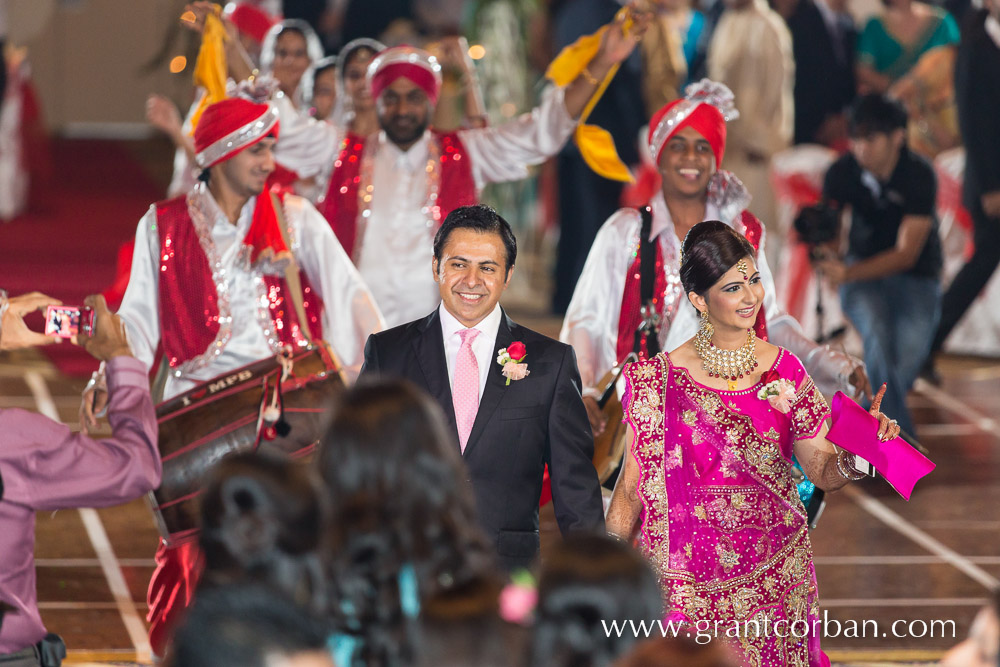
[930,0,1000,359]
[786,0,857,146]
[816,95,942,438]
[361,205,604,571]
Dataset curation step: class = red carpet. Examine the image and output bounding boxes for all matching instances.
[0,138,164,376]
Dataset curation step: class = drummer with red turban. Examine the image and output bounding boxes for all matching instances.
[82,95,384,656]
[559,79,869,436]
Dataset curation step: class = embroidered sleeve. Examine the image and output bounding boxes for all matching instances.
[621,360,665,438]
[789,376,831,441]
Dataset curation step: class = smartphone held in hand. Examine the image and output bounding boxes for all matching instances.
[45,305,94,338]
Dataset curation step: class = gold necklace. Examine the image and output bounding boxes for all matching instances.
[694,325,758,390]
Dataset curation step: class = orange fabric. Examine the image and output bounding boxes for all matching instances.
[189,7,229,133]
[544,6,636,183]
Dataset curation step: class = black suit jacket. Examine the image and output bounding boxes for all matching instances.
[361,308,605,570]
[787,0,857,145]
[956,9,1000,208]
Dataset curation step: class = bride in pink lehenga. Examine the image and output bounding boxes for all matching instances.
[606,221,900,667]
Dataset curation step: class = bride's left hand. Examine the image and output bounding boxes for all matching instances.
[869,383,901,442]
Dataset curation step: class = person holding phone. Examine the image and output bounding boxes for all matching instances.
[0,291,62,351]
[0,294,161,666]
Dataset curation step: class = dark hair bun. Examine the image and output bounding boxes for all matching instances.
[679,220,756,296]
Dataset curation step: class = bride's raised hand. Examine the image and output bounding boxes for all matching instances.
[869,383,901,442]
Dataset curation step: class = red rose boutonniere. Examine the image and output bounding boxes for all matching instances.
[760,368,781,386]
[497,341,529,385]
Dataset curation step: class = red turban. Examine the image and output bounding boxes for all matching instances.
[193,98,286,265]
[194,97,280,169]
[647,79,739,169]
[368,46,442,105]
[224,3,278,44]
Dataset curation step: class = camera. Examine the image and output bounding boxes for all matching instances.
[793,202,841,259]
[45,305,94,339]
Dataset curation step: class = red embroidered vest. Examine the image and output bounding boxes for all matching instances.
[155,195,324,369]
[615,210,768,363]
[317,130,478,258]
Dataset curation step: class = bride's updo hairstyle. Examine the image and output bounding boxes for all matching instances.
[679,220,757,298]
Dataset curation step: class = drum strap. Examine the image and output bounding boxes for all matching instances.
[271,192,314,343]
[634,206,661,357]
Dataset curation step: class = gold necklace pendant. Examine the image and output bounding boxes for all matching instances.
[695,326,759,390]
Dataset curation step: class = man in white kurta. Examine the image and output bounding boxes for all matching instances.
[271,17,651,327]
[561,184,861,398]
[120,180,383,399]
[708,0,795,265]
[92,96,383,657]
[560,82,864,424]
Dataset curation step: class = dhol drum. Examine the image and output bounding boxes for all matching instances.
[592,354,637,487]
[149,343,345,545]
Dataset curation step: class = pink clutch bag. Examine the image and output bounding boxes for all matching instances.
[826,392,935,500]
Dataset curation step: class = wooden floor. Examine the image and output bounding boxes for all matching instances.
[3,336,997,666]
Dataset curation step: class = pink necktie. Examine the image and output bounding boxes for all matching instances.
[453,328,480,453]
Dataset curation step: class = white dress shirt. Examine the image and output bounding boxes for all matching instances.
[272,86,577,327]
[118,183,384,400]
[438,302,503,402]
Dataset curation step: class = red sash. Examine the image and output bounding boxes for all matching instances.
[616,239,668,364]
[318,130,477,258]
[155,195,324,369]
[614,209,768,361]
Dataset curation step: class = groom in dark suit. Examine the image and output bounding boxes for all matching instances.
[361,204,604,570]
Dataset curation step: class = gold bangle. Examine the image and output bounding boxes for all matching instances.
[581,66,600,86]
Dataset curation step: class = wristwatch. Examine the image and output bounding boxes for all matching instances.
[836,449,868,481]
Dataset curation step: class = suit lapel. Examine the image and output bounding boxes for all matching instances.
[412,311,460,443]
[463,311,515,458]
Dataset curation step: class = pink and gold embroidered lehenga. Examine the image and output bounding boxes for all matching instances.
[621,348,832,667]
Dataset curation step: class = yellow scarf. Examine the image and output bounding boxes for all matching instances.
[189,6,230,133]
[545,7,636,183]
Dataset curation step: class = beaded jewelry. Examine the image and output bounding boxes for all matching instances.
[694,310,758,390]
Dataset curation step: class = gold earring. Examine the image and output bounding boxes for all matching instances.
[698,308,713,339]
